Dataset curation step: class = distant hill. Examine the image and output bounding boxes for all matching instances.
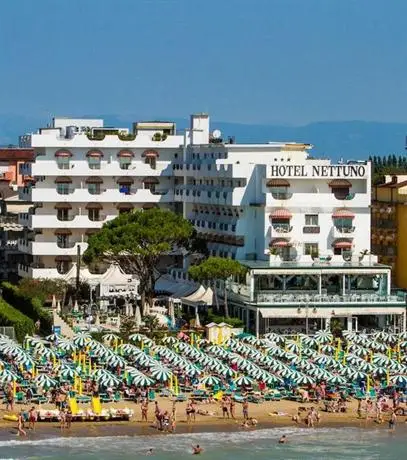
[1,114,406,161]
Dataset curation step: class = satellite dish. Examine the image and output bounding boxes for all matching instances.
[212,129,222,139]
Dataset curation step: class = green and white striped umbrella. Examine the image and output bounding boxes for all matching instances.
[285,340,301,354]
[45,333,61,342]
[102,333,120,343]
[320,344,336,354]
[120,343,142,355]
[25,336,45,348]
[105,353,127,368]
[389,374,407,386]
[72,333,91,348]
[291,373,315,385]
[358,361,375,373]
[307,367,329,379]
[35,374,58,389]
[314,330,333,344]
[370,341,387,353]
[373,331,389,341]
[35,347,58,360]
[299,335,317,347]
[0,342,23,355]
[262,373,284,385]
[200,375,221,386]
[284,352,302,365]
[149,365,172,382]
[58,366,79,380]
[216,367,235,378]
[372,366,387,376]
[91,369,121,387]
[349,346,370,357]
[342,331,358,341]
[137,353,156,366]
[162,336,178,346]
[389,361,404,372]
[207,345,229,358]
[185,365,201,377]
[326,374,347,385]
[14,352,36,368]
[234,375,254,387]
[57,339,77,353]
[313,354,331,365]
[264,333,285,344]
[129,333,146,343]
[0,368,19,383]
[229,354,249,366]
[132,374,155,387]
[125,366,143,377]
[397,331,407,340]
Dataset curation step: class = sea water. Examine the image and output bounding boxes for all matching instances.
[0,427,404,459]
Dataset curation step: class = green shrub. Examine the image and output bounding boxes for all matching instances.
[0,298,34,342]
[1,282,52,335]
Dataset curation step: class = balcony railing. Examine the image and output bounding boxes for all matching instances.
[88,213,107,222]
[270,192,293,200]
[57,241,76,249]
[303,226,320,234]
[57,215,75,222]
[255,292,405,304]
[334,226,355,234]
[271,224,292,234]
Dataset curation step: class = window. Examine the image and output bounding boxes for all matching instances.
[304,243,319,256]
[57,157,70,170]
[119,157,131,170]
[57,209,69,221]
[305,214,318,226]
[88,157,101,169]
[56,260,71,274]
[88,209,100,221]
[145,156,156,170]
[56,183,71,195]
[57,235,69,248]
[88,183,101,195]
[332,187,350,200]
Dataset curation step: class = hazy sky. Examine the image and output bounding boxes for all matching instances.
[1,0,406,125]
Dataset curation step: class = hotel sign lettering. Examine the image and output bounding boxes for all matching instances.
[269,164,367,178]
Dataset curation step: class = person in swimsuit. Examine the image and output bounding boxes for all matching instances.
[28,406,37,430]
[279,435,287,444]
[192,444,203,455]
[242,399,249,420]
[389,411,396,430]
[17,411,27,437]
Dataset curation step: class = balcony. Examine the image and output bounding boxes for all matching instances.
[18,240,88,255]
[29,214,113,229]
[303,226,320,234]
[271,224,293,236]
[18,263,67,279]
[270,191,293,200]
[333,226,355,238]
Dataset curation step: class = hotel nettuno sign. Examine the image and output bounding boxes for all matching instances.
[269,164,367,179]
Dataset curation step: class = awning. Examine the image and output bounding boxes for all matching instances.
[117,177,134,184]
[329,179,352,188]
[142,203,158,210]
[85,203,103,210]
[85,229,99,236]
[270,239,291,248]
[143,177,159,184]
[332,208,355,218]
[332,239,353,249]
[117,203,134,209]
[117,150,134,158]
[86,149,103,158]
[55,255,72,262]
[142,149,159,158]
[266,179,290,187]
[270,208,292,219]
[54,203,72,209]
[54,228,72,235]
[55,149,72,158]
[85,176,103,184]
[55,176,72,183]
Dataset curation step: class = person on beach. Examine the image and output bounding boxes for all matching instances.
[242,399,249,421]
[66,408,73,429]
[17,410,27,437]
[279,435,287,444]
[229,398,236,419]
[28,406,37,430]
[172,400,177,421]
[141,399,148,422]
[170,414,176,433]
[221,398,229,419]
[146,448,154,455]
[192,444,203,455]
[389,411,396,430]
[6,384,14,412]
[60,408,66,430]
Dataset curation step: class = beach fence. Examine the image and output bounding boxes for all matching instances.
[0,327,15,340]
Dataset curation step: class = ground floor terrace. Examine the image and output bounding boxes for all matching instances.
[226,260,406,336]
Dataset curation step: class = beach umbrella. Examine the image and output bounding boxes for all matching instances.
[25,336,45,349]
[162,336,178,346]
[262,373,284,385]
[299,335,317,347]
[349,345,370,357]
[36,347,58,360]
[35,374,58,389]
[308,367,329,379]
[389,374,407,386]
[263,333,285,345]
[349,370,367,381]
[102,333,120,344]
[119,343,141,355]
[397,331,407,340]
[105,353,127,368]
[58,366,79,381]
[93,369,121,388]
[372,366,387,377]
[200,375,221,387]
[14,352,35,368]
[57,340,77,353]
[234,375,254,387]
[150,365,172,382]
[370,341,388,353]
[0,369,20,383]
[284,352,302,364]
[72,333,91,348]
[207,345,229,358]
[342,331,357,340]
[285,340,301,354]
[326,374,347,385]
[129,333,146,344]
[358,361,375,373]
[132,374,155,387]
[320,344,336,354]
[137,353,156,367]
[314,330,333,344]
[291,373,315,385]
[373,331,389,341]
[46,333,60,343]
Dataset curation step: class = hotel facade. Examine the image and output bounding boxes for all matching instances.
[17,114,406,332]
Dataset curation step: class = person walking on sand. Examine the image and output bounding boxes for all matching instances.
[66,408,72,429]
[221,398,229,419]
[141,399,149,422]
[229,398,236,419]
[242,399,249,421]
[17,410,27,437]
[60,408,66,430]
[28,406,37,430]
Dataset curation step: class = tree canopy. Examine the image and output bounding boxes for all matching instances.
[83,208,194,313]
[189,257,247,318]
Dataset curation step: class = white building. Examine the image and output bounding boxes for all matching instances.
[17,113,406,330]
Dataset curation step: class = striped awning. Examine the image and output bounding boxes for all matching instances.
[55,149,72,158]
[85,203,103,210]
[117,150,134,158]
[86,149,103,158]
[332,208,355,218]
[55,176,72,183]
[270,239,291,248]
[270,208,292,219]
[332,239,353,249]
[85,176,103,184]
[142,149,159,158]
[54,203,72,209]
[328,179,352,188]
[266,179,290,187]
[54,228,72,235]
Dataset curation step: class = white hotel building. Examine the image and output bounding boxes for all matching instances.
[17,114,406,332]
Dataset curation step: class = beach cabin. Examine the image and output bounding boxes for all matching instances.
[205,322,233,344]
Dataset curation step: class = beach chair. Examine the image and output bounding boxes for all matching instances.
[175,394,187,402]
[15,391,26,404]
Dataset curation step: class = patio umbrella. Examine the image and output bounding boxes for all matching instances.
[370,341,388,353]
[105,353,127,368]
[92,369,121,388]
[150,365,172,382]
[263,333,285,345]
[194,307,201,328]
[72,333,91,348]
[162,336,178,346]
[51,295,57,310]
[35,374,58,389]
[14,352,35,368]
[207,345,229,358]
[262,373,284,385]
[314,330,333,344]
[299,335,317,347]
[234,375,254,386]
[129,333,146,344]
[326,374,347,385]
[320,344,336,354]
[389,374,407,386]
[36,347,58,360]
[0,369,19,383]
[134,306,142,328]
[102,333,120,344]
[73,300,79,313]
[57,340,77,353]
[291,373,315,385]
[200,375,221,387]
[358,361,375,373]
[132,374,155,387]
[342,331,357,340]
[285,340,301,354]
[58,366,79,381]
[57,300,62,314]
[120,343,142,355]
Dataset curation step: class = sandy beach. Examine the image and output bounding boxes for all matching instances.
[1,396,404,438]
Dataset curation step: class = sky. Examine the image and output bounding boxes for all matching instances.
[1,0,407,125]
